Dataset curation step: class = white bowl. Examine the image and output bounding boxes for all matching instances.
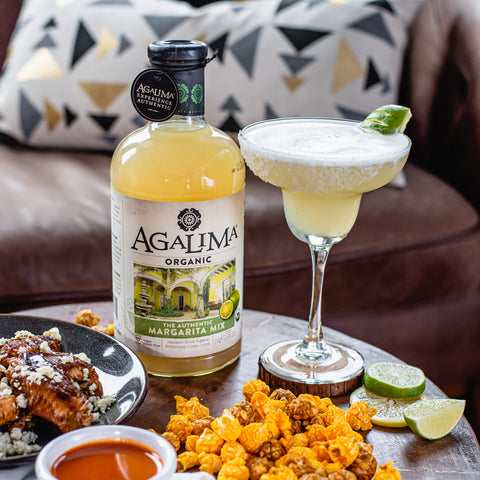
[35,425,177,480]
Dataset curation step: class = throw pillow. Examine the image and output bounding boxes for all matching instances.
[0,0,423,151]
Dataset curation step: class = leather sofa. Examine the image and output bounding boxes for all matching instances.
[1,0,479,435]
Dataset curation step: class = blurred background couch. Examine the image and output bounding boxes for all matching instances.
[0,0,479,435]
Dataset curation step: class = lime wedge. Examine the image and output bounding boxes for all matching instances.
[350,386,426,428]
[360,104,412,134]
[363,362,426,398]
[219,299,234,320]
[403,398,465,440]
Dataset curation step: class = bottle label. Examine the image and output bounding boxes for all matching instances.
[131,68,205,122]
[131,68,179,122]
[111,189,244,359]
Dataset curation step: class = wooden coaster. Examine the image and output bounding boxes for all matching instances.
[259,360,364,397]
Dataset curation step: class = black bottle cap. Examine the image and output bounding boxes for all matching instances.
[148,40,208,71]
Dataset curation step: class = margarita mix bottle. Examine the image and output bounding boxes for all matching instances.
[111,40,245,376]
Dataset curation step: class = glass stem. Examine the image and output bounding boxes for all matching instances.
[296,244,332,362]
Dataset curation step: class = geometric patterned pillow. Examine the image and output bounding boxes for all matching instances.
[0,0,423,151]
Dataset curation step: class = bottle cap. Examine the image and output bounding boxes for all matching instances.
[148,40,209,71]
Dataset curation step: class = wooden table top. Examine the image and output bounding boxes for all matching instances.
[9,302,480,479]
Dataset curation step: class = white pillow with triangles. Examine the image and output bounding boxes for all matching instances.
[0,0,423,151]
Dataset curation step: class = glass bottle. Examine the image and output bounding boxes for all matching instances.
[111,40,245,376]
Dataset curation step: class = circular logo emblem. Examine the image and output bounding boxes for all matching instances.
[191,84,204,105]
[177,208,202,231]
[130,68,179,122]
[178,83,189,104]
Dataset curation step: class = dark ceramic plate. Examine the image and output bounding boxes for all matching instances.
[0,314,148,466]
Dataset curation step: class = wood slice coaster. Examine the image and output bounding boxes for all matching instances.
[259,360,364,397]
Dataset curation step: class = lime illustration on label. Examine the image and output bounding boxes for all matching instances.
[133,260,239,339]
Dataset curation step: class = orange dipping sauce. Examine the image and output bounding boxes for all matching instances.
[50,438,164,480]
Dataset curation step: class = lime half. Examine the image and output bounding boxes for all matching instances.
[360,104,412,134]
[364,362,426,398]
[403,398,465,440]
[350,386,426,428]
[219,299,234,320]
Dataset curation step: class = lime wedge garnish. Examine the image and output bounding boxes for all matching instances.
[363,362,426,398]
[403,398,465,440]
[350,386,426,428]
[219,299,234,320]
[360,104,412,134]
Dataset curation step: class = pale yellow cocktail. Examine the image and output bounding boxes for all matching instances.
[240,118,409,241]
[238,117,411,390]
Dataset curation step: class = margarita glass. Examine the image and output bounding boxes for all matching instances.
[239,117,411,390]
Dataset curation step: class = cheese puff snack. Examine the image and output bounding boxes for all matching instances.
[175,395,210,419]
[177,451,199,472]
[259,465,297,480]
[156,381,399,480]
[166,414,193,443]
[373,462,402,480]
[199,452,223,475]
[221,441,248,464]
[211,410,243,442]
[327,436,360,469]
[196,428,224,455]
[243,379,271,402]
[238,423,271,454]
[218,458,250,480]
[251,391,285,419]
[346,402,378,431]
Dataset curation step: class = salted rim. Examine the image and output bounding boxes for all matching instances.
[238,117,412,167]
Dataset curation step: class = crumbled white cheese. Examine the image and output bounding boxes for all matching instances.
[21,365,63,385]
[43,327,61,341]
[74,352,91,364]
[39,341,52,354]
[16,394,27,409]
[0,429,40,459]
[0,382,12,397]
[13,331,34,339]
[60,354,75,364]
[89,394,117,414]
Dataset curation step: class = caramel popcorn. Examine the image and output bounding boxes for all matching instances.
[75,309,114,335]
[156,379,399,480]
[92,323,114,336]
[75,309,100,327]
[247,456,274,480]
[349,443,377,480]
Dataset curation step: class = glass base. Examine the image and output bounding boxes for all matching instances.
[260,339,364,385]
